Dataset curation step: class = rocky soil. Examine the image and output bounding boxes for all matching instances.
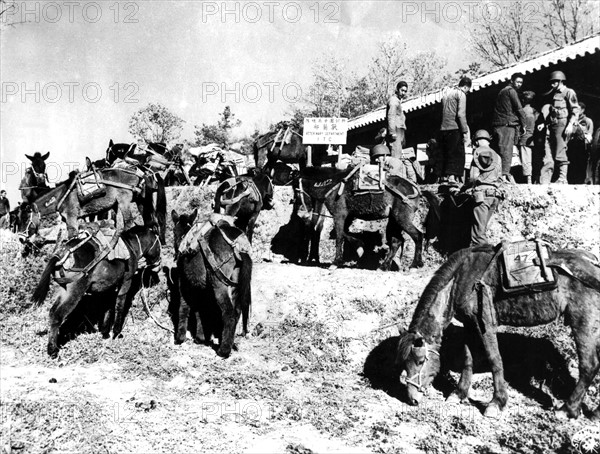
[1,183,599,453]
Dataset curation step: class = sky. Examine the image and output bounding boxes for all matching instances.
[0,0,484,201]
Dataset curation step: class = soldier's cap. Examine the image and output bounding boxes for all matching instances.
[477,149,494,168]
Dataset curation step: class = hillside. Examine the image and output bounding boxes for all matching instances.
[1,183,599,453]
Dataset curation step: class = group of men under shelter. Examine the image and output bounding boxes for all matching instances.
[378,70,595,249]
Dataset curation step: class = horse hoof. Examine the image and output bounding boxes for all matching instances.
[555,405,578,420]
[356,247,364,258]
[446,393,463,405]
[217,347,231,358]
[483,402,502,419]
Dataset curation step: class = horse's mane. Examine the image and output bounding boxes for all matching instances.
[397,331,419,364]
[408,246,495,335]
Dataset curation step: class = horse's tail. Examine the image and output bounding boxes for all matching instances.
[31,255,59,306]
[155,174,167,245]
[238,253,253,336]
[422,190,441,243]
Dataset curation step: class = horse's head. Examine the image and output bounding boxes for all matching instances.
[25,152,50,186]
[171,208,197,256]
[14,201,41,241]
[397,330,441,406]
[106,139,136,165]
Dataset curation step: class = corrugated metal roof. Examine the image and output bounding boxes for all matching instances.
[348,34,600,131]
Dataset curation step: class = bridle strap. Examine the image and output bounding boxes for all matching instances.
[405,345,440,392]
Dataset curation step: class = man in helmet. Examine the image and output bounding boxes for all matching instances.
[464,129,505,246]
[539,70,580,184]
[386,81,417,182]
[492,73,527,183]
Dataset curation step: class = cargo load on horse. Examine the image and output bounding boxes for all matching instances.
[397,240,600,420]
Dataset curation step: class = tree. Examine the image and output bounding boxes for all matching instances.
[367,34,408,106]
[467,0,599,68]
[539,0,599,47]
[193,106,242,148]
[128,103,184,145]
[467,0,540,68]
[405,51,453,95]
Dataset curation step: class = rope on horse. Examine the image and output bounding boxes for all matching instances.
[139,282,174,335]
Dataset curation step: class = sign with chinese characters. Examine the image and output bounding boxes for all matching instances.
[303,117,348,145]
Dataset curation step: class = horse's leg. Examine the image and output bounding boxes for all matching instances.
[393,201,424,268]
[308,209,324,263]
[447,339,475,404]
[112,272,140,339]
[175,288,192,345]
[214,283,238,358]
[331,209,348,268]
[245,212,259,244]
[471,314,508,417]
[381,217,404,271]
[556,312,600,419]
[47,279,89,357]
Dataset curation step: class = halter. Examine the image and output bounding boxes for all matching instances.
[403,341,440,393]
[17,206,40,241]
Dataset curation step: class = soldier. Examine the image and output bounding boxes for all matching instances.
[492,73,527,183]
[386,81,416,182]
[439,76,472,185]
[519,91,537,184]
[0,190,10,229]
[539,71,580,184]
[462,130,505,246]
[568,101,595,184]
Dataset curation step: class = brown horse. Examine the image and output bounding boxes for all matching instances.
[253,125,328,172]
[31,224,162,357]
[213,168,274,243]
[397,244,600,420]
[20,151,51,203]
[296,165,439,269]
[22,168,153,240]
[171,210,252,358]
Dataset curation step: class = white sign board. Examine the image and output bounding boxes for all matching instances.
[303,117,348,145]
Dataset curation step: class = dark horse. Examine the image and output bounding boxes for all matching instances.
[397,244,600,420]
[296,165,440,269]
[31,224,162,357]
[23,167,162,242]
[253,125,328,173]
[171,209,252,358]
[213,168,274,243]
[20,151,51,203]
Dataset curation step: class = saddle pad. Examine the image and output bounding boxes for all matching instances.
[91,228,130,261]
[501,240,557,293]
[357,164,384,191]
[178,214,237,256]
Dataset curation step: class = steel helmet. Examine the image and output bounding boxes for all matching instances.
[550,71,566,81]
[371,143,390,159]
[473,129,492,142]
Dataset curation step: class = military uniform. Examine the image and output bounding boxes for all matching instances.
[467,146,504,246]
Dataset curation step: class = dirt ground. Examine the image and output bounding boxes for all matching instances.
[1,184,599,454]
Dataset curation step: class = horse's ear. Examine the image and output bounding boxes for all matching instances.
[85,157,92,169]
[171,210,179,223]
[25,154,33,161]
[109,139,114,147]
[42,152,50,160]
[127,143,137,155]
[190,208,198,224]
[398,326,407,335]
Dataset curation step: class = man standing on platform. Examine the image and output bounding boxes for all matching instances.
[492,73,527,183]
[539,71,580,184]
[439,76,472,185]
[386,81,416,182]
